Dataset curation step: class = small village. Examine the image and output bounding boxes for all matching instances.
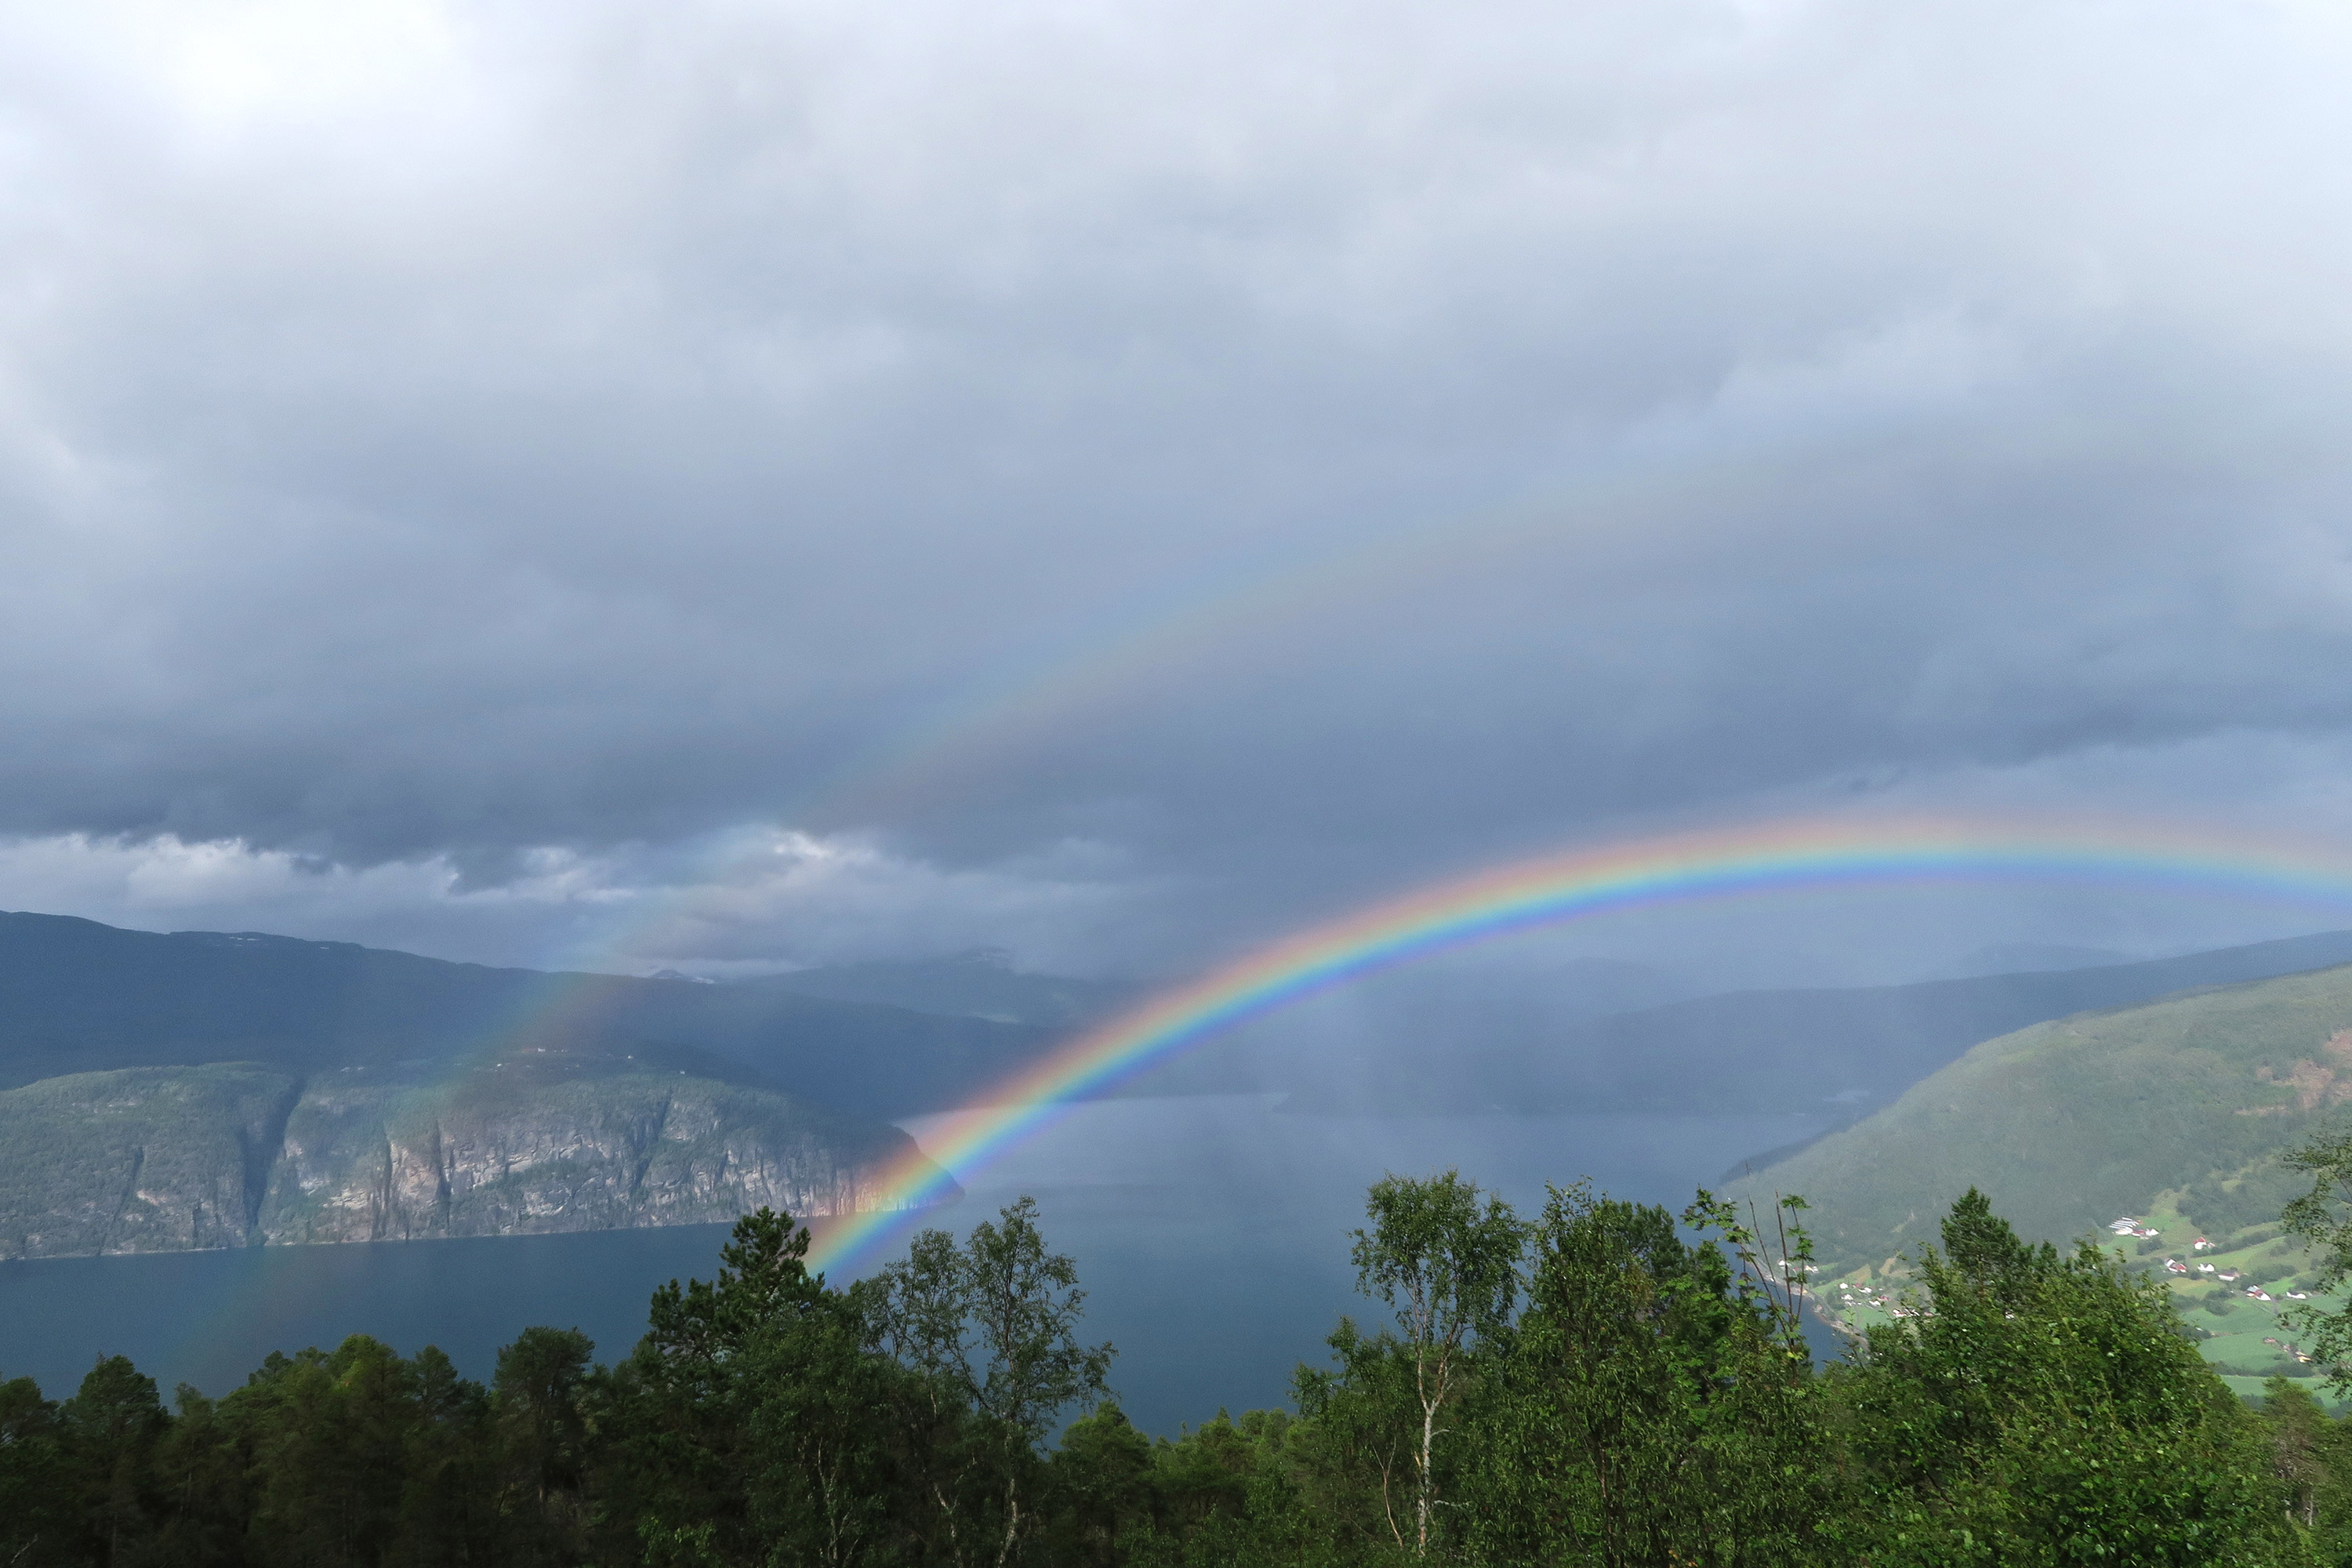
[1815,1200,2343,1398]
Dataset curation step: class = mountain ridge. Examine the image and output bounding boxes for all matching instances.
[0,911,1058,1117]
[0,913,987,1258]
[1301,926,2352,1115]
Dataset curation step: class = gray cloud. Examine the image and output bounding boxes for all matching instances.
[3,0,2352,971]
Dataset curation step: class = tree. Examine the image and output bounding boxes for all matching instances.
[1037,1403,1154,1566]
[1292,1316,1429,1560]
[735,1294,920,1568]
[602,1205,923,1568]
[150,1383,256,1568]
[1344,1169,1523,1555]
[399,1346,503,1568]
[2279,1123,2352,1392]
[644,1206,830,1366]
[872,1196,1113,1566]
[495,1327,594,1560]
[600,1212,817,1567]
[0,1373,67,1568]
[1118,1407,1311,1568]
[1835,1189,2299,1565]
[1462,1183,1827,1567]
[227,1337,430,1568]
[2256,1377,2337,1534]
[58,1355,169,1568]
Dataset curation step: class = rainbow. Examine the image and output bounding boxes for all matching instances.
[795,434,1859,830]
[807,812,2352,1271]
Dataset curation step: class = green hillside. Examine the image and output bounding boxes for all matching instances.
[1737,959,2352,1386]
[1740,959,2352,1269]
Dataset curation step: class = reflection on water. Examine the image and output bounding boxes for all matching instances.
[0,1096,1822,1433]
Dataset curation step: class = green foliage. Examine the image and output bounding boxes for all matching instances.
[1291,1316,1444,1563]
[1040,1403,1156,1565]
[1735,958,2352,1278]
[1461,1184,1828,1566]
[2284,1120,2352,1393]
[1341,1169,1523,1556]
[16,1178,2351,1568]
[495,1327,593,1560]
[2184,1158,2315,1240]
[875,1196,1113,1448]
[601,1205,931,1568]
[60,1355,169,1568]
[0,1372,69,1566]
[1834,1189,2299,1565]
[869,1195,1116,1566]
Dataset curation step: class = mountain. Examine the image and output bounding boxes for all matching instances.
[1299,927,2352,1116]
[1731,957,2352,1282]
[0,912,1059,1117]
[0,1037,941,1260]
[0,911,1036,1258]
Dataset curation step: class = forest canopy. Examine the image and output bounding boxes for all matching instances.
[4,1176,2349,1567]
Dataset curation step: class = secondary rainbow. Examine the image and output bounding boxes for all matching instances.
[808,812,2352,1271]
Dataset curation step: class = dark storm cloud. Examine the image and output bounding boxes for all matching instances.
[3,0,2352,966]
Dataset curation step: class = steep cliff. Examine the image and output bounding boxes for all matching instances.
[0,1041,952,1260]
[0,1064,301,1256]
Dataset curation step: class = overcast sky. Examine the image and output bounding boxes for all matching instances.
[5,0,2352,982]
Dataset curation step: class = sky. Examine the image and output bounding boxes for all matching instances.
[5,0,2352,986]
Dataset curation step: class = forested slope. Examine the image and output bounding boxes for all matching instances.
[1740,958,2352,1279]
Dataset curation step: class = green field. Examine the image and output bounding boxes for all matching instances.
[1814,1198,2339,1386]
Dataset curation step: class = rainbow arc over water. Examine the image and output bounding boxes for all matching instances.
[807,812,2352,1272]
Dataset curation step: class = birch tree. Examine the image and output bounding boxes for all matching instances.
[1348,1170,1523,1555]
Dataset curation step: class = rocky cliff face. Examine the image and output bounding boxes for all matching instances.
[0,1045,951,1259]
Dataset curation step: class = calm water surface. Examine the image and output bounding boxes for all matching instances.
[0,1096,1823,1432]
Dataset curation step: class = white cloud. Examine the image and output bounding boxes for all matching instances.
[0,827,1157,975]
